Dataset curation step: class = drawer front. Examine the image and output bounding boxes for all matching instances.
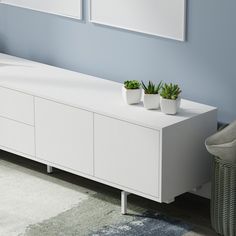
[94,114,160,197]
[0,87,34,125]
[0,117,35,156]
[35,98,93,176]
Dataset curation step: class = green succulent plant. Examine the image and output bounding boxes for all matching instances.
[160,83,182,100]
[141,81,162,94]
[124,80,141,89]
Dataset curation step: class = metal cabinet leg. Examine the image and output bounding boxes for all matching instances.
[121,191,130,215]
[47,165,53,174]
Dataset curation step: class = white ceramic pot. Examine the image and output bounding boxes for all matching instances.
[160,97,181,115]
[122,87,142,105]
[143,94,160,110]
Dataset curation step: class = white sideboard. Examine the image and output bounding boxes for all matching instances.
[0,53,217,213]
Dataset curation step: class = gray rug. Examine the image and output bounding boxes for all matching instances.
[0,157,213,236]
[23,194,192,236]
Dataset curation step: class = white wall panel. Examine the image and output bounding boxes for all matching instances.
[0,0,82,19]
[90,0,186,41]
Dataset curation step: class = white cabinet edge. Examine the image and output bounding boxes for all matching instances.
[0,83,217,132]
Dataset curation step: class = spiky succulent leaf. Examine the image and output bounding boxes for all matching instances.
[141,81,163,94]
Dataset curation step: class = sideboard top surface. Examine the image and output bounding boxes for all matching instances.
[0,53,216,130]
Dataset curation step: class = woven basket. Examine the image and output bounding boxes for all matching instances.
[211,157,236,236]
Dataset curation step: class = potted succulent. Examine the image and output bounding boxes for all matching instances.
[141,81,162,110]
[122,80,142,105]
[160,83,182,115]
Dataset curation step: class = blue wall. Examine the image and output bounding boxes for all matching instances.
[0,0,235,123]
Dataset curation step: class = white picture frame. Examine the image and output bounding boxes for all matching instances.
[89,0,186,41]
[0,0,83,20]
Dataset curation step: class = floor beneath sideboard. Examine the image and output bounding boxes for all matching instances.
[0,150,218,236]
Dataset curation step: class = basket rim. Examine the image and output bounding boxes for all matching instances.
[214,156,236,167]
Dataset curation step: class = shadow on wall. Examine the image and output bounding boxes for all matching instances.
[0,34,7,52]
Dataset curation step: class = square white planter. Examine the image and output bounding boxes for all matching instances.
[143,94,160,110]
[122,87,142,105]
[160,97,181,115]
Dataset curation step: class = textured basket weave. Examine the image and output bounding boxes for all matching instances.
[211,157,236,236]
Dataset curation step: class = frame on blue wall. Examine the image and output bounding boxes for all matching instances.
[0,0,83,20]
[89,0,186,41]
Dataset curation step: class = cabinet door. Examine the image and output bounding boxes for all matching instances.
[0,116,35,156]
[0,87,34,125]
[94,114,160,197]
[35,98,93,176]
